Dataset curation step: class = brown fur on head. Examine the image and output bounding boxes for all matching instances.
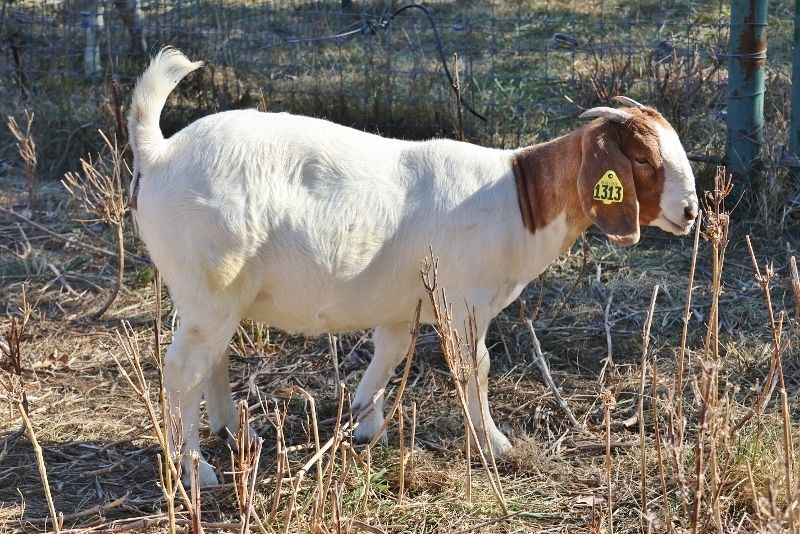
[577,107,670,246]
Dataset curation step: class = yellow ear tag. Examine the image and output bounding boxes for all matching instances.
[593,170,624,205]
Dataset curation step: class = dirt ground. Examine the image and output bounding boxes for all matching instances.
[1,166,799,533]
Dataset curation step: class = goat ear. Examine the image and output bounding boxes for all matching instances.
[577,121,640,246]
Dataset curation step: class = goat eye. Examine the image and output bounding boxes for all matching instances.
[634,157,650,165]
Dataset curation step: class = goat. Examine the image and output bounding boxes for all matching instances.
[128,48,698,486]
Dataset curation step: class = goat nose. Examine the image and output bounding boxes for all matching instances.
[684,205,698,222]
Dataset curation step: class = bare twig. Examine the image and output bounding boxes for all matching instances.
[421,253,508,514]
[597,293,615,384]
[670,209,702,516]
[62,130,130,317]
[19,401,61,533]
[28,493,128,525]
[638,285,659,534]
[790,256,800,320]
[601,388,615,534]
[524,319,582,430]
[452,53,464,141]
[0,205,146,264]
[189,452,203,534]
[7,111,38,204]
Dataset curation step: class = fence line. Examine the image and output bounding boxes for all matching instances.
[2,1,736,155]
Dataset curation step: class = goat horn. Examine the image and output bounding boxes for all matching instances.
[611,96,645,108]
[579,107,632,122]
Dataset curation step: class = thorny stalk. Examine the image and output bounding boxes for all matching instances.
[7,111,37,205]
[690,167,731,534]
[452,53,465,141]
[3,290,60,532]
[652,343,675,534]
[744,239,796,531]
[0,290,34,470]
[638,285,659,534]
[525,319,582,429]
[19,400,61,533]
[153,269,177,533]
[421,250,508,515]
[112,321,193,526]
[232,401,265,534]
[601,388,615,534]
[790,256,800,320]
[410,401,417,489]
[397,404,405,502]
[319,383,347,526]
[288,386,324,528]
[1,288,32,420]
[669,209,702,519]
[62,130,129,318]
[266,403,289,524]
[189,451,202,534]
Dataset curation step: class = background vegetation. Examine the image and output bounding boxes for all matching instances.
[1,0,798,532]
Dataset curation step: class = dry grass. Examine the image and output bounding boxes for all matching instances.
[2,157,800,532]
[1,2,799,531]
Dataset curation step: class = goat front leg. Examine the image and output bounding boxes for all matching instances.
[450,305,512,458]
[465,335,512,458]
[352,323,413,444]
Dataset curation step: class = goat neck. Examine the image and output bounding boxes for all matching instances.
[511,128,592,245]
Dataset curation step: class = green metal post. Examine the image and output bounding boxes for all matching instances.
[789,0,800,167]
[726,0,768,182]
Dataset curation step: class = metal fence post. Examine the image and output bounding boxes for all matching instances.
[789,0,800,169]
[726,0,768,182]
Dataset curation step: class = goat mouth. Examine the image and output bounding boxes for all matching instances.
[661,214,693,235]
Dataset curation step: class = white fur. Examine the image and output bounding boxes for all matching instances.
[651,123,699,234]
[128,49,696,486]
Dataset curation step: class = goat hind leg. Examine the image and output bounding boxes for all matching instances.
[204,353,256,448]
[163,316,238,486]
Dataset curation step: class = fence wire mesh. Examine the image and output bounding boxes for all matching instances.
[2,1,736,153]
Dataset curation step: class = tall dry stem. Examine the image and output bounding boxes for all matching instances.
[690,166,731,534]
[1,288,32,418]
[63,130,129,317]
[667,209,702,523]
[744,238,796,531]
[7,111,38,205]
[112,320,193,529]
[638,285,659,534]
[229,400,265,534]
[452,53,465,141]
[601,387,615,534]
[1,290,34,465]
[421,250,508,515]
[790,256,800,319]
[19,401,61,533]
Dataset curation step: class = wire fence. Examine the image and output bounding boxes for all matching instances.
[2,1,737,154]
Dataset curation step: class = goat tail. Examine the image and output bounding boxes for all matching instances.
[128,47,203,168]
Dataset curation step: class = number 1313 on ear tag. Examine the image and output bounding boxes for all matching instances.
[593,170,623,204]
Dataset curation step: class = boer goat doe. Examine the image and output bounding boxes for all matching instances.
[128,48,698,486]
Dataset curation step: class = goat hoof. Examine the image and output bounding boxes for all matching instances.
[352,409,386,445]
[181,458,220,487]
[471,430,513,458]
[492,435,513,457]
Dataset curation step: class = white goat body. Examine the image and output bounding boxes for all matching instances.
[128,49,698,485]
